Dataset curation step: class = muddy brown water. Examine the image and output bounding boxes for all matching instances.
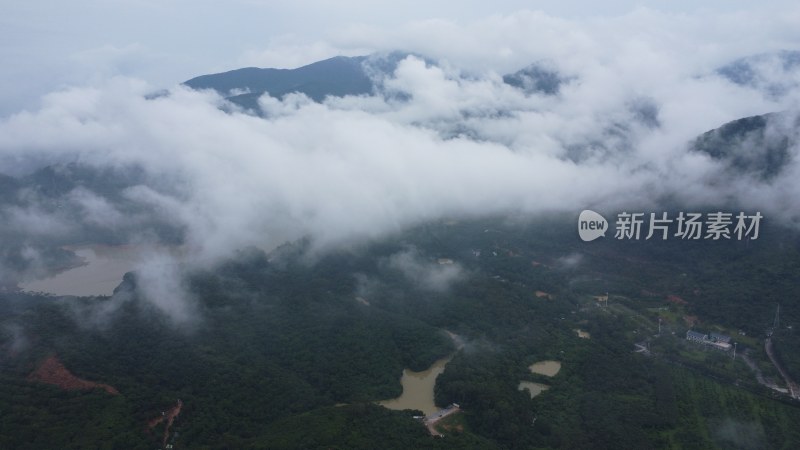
[378,355,453,415]
[19,245,181,297]
[518,381,550,398]
[528,360,561,377]
[19,246,141,296]
[518,360,561,399]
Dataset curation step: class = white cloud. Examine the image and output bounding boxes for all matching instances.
[2,8,800,321]
[134,252,199,325]
[384,248,465,292]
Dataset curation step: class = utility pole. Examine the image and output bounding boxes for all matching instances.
[733,342,737,360]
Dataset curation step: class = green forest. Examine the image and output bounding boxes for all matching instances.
[2,215,800,449]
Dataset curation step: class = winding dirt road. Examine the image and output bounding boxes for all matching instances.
[148,399,183,448]
[765,338,799,399]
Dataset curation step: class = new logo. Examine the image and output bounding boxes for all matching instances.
[578,210,608,242]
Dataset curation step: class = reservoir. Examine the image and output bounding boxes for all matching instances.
[19,245,142,297]
[528,360,561,377]
[378,355,452,415]
[518,381,550,398]
[518,360,561,399]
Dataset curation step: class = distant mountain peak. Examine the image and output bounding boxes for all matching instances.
[183,55,374,109]
[502,61,571,95]
[717,50,800,98]
[693,111,800,180]
[183,52,577,114]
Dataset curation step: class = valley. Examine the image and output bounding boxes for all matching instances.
[3,216,800,448]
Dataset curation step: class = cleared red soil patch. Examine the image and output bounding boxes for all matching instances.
[148,399,183,447]
[28,355,118,395]
[667,294,688,305]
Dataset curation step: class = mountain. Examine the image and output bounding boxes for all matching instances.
[5,215,800,448]
[693,111,799,180]
[184,56,375,109]
[183,52,445,112]
[691,50,800,179]
[502,62,569,95]
[10,53,800,448]
[184,53,573,113]
[717,50,800,97]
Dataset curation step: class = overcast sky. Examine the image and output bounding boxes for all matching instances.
[2,1,799,115]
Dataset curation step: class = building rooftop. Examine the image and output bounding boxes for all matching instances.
[686,330,708,340]
[710,332,731,343]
